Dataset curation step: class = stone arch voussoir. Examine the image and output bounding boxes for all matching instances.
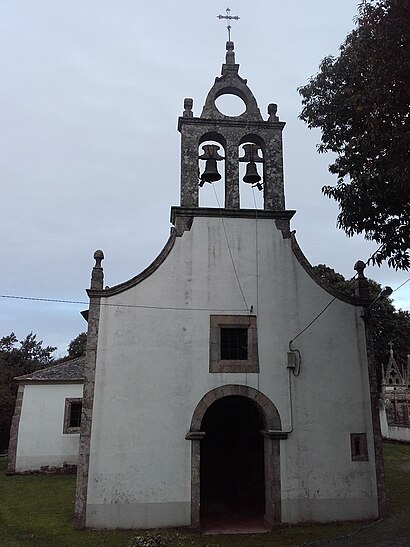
[190,384,282,432]
[188,384,283,529]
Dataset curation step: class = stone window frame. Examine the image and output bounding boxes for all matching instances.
[63,398,83,434]
[209,315,259,373]
[350,433,369,462]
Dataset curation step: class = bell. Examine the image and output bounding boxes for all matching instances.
[243,161,261,184]
[200,159,221,184]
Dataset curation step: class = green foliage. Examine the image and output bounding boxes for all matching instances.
[0,333,56,452]
[299,0,410,270]
[313,264,410,384]
[67,332,87,359]
[312,264,349,293]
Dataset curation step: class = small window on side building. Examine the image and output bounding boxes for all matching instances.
[63,398,82,434]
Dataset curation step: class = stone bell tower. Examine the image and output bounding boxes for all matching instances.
[178,41,286,211]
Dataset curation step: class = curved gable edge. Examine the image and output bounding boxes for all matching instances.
[88,228,177,298]
[290,233,367,307]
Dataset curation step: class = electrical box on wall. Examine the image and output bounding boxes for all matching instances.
[287,351,298,370]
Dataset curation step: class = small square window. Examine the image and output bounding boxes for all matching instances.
[220,328,248,360]
[63,398,82,434]
[210,315,258,373]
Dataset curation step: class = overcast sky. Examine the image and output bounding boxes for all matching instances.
[1,1,409,357]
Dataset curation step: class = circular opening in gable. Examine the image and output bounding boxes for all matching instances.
[215,94,246,117]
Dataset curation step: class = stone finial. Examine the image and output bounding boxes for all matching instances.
[225,41,235,64]
[268,103,279,122]
[183,98,193,118]
[354,260,366,278]
[354,260,369,299]
[93,250,104,268]
[91,250,104,290]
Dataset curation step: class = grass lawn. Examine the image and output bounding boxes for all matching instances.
[383,441,410,514]
[1,441,409,546]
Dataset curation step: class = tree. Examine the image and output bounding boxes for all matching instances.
[67,332,87,359]
[299,0,410,270]
[313,264,410,385]
[0,333,56,452]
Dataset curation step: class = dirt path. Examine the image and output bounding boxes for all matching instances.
[303,508,410,546]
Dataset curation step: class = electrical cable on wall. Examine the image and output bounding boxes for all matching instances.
[288,246,407,347]
[212,184,249,311]
[252,185,261,393]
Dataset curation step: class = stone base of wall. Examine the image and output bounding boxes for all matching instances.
[86,501,191,530]
[281,496,378,523]
[6,462,77,475]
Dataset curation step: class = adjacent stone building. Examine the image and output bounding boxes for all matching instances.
[380,346,410,443]
[74,42,383,530]
[7,358,84,473]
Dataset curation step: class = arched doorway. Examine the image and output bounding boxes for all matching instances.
[200,395,265,528]
[187,385,284,530]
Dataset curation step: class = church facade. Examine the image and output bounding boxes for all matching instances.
[74,42,383,530]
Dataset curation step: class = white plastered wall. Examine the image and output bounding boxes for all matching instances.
[86,215,378,528]
[15,383,83,471]
[379,403,410,443]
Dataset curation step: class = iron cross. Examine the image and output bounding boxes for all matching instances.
[217,7,240,41]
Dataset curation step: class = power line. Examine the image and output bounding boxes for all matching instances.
[1,295,87,305]
[289,275,357,345]
[0,295,247,313]
[288,237,410,345]
[289,270,410,345]
[393,277,410,293]
[2,259,409,319]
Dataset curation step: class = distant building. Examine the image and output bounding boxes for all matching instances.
[7,357,84,473]
[380,346,410,443]
[73,41,383,531]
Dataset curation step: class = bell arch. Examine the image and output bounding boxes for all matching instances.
[239,134,265,209]
[199,131,227,148]
[198,132,226,207]
[186,385,284,529]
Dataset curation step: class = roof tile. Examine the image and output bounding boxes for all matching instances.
[15,357,84,382]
